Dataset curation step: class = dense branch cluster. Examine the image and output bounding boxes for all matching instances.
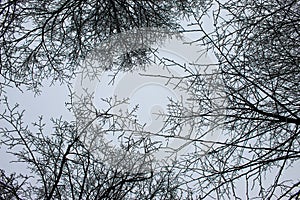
[0,0,198,92]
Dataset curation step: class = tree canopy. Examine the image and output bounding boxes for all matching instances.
[0,0,299,199]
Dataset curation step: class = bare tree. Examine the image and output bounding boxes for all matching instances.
[1,1,199,198]
[153,0,300,199]
[0,95,184,199]
[0,0,199,93]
